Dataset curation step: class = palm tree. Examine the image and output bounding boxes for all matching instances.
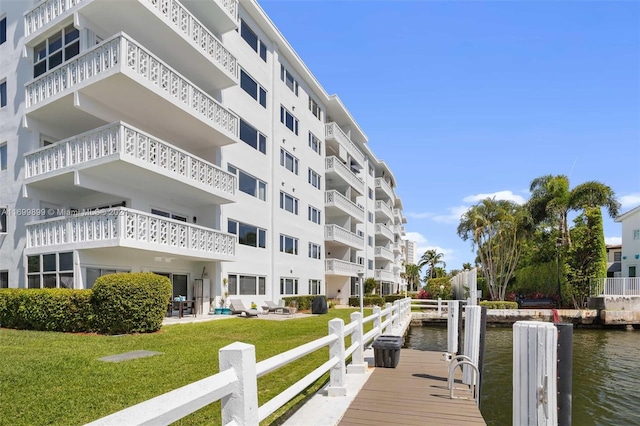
[401,263,421,292]
[418,249,446,280]
[462,262,472,270]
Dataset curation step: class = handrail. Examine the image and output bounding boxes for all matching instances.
[255,334,337,378]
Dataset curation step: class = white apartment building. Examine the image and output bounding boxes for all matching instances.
[0,0,407,309]
[404,240,417,265]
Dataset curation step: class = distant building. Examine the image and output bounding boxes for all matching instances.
[404,240,417,265]
[615,205,640,278]
[606,244,622,277]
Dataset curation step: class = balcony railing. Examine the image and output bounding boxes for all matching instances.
[593,278,640,296]
[374,269,395,282]
[324,224,364,249]
[24,122,236,198]
[325,259,363,277]
[325,122,365,166]
[24,0,83,37]
[374,246,394,261]
[391,242,401,253]
[25,33,239,140]
[375,200,393,219]
[375,178,394,201]
[374,223,394,241]
[325,190,364,221]
[26,207,236,258]
[325,156,364,194]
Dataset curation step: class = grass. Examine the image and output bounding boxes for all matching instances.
[0,308,372,425]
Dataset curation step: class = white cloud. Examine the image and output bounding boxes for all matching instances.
[405,211,434,220]
[605,236,622,246]
[432,205,470,224]
[462,190,527,205]
[619,193,640,208]
[405,231,456,267]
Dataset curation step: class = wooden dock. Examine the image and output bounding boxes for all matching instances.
[339,349,486,426]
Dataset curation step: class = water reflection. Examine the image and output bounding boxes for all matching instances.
[406,326,640,426]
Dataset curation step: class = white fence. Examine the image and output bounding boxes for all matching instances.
[594,277,640,296]
[411,298,467,315]
[86,299,412,425]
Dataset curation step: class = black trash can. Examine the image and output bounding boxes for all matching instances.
[371,335,402,368]
[311,296,328,314]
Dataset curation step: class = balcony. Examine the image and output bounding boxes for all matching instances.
[375,200,393,222]
[325,190,364,223]
[25,33,238,151]
[181,0,239,34]
[393,208,402,222]
[393,225,406,237]
[325,156,364,195]
[375,223,394,242]
[24,0,237,92]
[325,259,363,278]
[24,122,236,206]
[25,207,236,261]
[391,242,402,254]
[375,178,395,203]
[324,224,364,250]
[325,122,365,167]
[375,246,394,262]
[374,269,395,282]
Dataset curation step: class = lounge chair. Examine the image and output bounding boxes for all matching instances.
[229,299,259,317]
[262,300,291,314]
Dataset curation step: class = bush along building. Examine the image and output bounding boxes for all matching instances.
[0,0,407,312]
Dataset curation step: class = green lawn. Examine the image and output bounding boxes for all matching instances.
[0,309,370,425]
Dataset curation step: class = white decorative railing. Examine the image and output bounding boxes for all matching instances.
[24,122,236,197]
[594,277,640,296]
[375,178,394,200]
[24,0,83,37]
[374,246,394,261]
[325,259,362,277]
[374,269,395,282]
[391,242,401,253]
[325,122,365,166]
[325,190,364,220]
[375,200,393,219]
[216,0,239,21]
[25,33,239,139]
[324,224,364,248]
[26,207,235,256]
[392,207,402,220]
[375,223,394,241]
[325,156,364,193]
[86,299,412,425]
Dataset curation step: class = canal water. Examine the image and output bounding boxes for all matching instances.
[406,326,640,426]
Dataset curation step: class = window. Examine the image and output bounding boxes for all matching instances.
[151,208,187,222]
[634,229,640,240]
[0,271,7,288]
[369,164,374,177]
[0,80,5,108]
[368,212,374,223]
[614,252,622,262]
[368,236,373,247]
[228,165,266,200]
[630,266,637,278]
[280,191,298,215]
[309,242,321,259]
[308,206,321,224]
[33,25,79,78]
[280,148,298,174]
[240,119,266,154]
[309,279,322,295]
[280,234,298,255]
[308,132,321,154]
[240,70,266,107]
[280,65,298,96]
[240,20,267,61]
[0,17,6,45]
[357,256,364,265]
[308,96,321,120]
[357,230,364,237]
[27,252,74,288]
[0,206,6,233]
[308,168,321,190]
[0,143,5,170]
[86,268,129,289]
[228,219,266,248]
[280,106,299,135]
[280,277,298,295]
[368,259,374,270]
[228,274,266,295]
[368,187,373,200]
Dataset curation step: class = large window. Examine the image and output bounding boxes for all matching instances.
[228,165,266,200]
[280,65,298,96]
[308,168,321,190]
[0,16,6,45]
[0,271,8,288]
[309,279,322,295]
[614,252,622,262]
[0,206,6,233]
[85,268,129,289]
[240,20,267,61]
[308,206,321,224]
[309,242,321,259]
[308,132,321,155]
[0,80,5,108]
[228,274,266,296]
[240,119,266,154]
[280,106,299,135]
[27,252,74,288]
[0,143,7,170]
[151,208,187,222]
[279,234,298,255]
[280,148,298,175]
[240,70,266,107]
[308,96,321,120]
[280,191,298,215]
[368,259,374,270]
[33,25,79,77]
[228,219,266,248]
[280,277,298,295]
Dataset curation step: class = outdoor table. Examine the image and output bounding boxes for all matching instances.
[170,300,196,318]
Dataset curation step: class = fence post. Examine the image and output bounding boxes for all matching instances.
[347,312,367,374]
[219,342,259,426]
[463,306,481,386]
[327,318,347,396]
[392,300,399,329]
[447,301,459,355]
[438,298,442,315]
[373,306,382,336]
[513,321,558,426]
[384,302,392,334]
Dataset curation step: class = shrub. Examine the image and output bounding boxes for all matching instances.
[281,295,326,311]
[480,301,518,309]
[91,273,171,334]
[348,296,385,307]
[416,289,430,299]
[363,278,377,295]
[384,295,405,303]
[425,277,453,299]
[0,288,93,332]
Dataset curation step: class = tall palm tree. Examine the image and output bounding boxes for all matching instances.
[418,249,446,280]
[401,263,421,292]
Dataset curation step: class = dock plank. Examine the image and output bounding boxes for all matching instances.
[339,349,485,426]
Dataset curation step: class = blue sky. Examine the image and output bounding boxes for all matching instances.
[260,0,640,270]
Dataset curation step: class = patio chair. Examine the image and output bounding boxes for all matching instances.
[229,299,259,317]
[262,300,291,314]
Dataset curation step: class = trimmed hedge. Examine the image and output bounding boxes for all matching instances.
[281,295,327,311]
[425,277,453,300]
[479,301,518,309]
[348,296,384,307]
[384,295,405,303]
[91,273,171,334]
[0,288,93,332]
